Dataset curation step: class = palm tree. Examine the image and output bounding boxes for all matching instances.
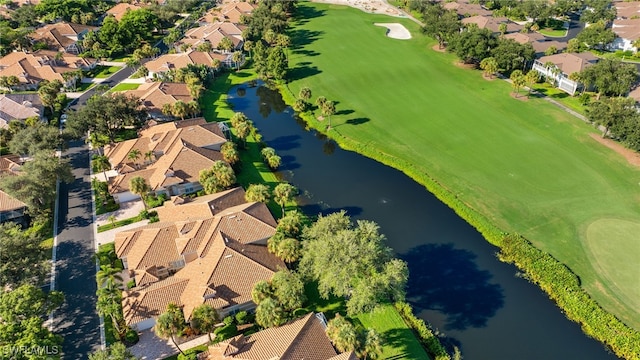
[154,303,187,355]
[97,285,126,339]
[261,147,276,160]
[144,150,154,164]
[245,183,270,203]
[326,315,359,352]
[293,99,307,112]
[479,57,498,79]
[218,37,234,53]
[299,87,312,102]
[277,238,300,263]
[273,183,298,215]
[251,280,273,304]
[129,176,150,209]
[187,82,204,100]
[235,120,252,148]
[172,100,189,120]
[128,149,142,167]
[211,59,222,77]
[276,34,291,60]
[315,96,326,116]
[243,40,254,59]
[510,70,526,97]
[87,131,110,155]
[199,161,236,194]
[190,304,219,342]
[359,329,383,360]
[97,264,123,289]
[525,70,539,97]
[187,100,200,118]
[543,61,559,86]
[255,297,285,328]
[220,141,240,165]
[322,100,336,129]
[93,155,111,181]
[266,154,281,170]
[232,51,243,71]
[162,103,173,117]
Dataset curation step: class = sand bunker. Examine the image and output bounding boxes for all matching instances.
[374,23,411,39]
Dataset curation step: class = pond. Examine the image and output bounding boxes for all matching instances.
[228,83,618,360]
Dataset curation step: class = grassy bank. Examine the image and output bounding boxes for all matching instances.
[282,2,640,357]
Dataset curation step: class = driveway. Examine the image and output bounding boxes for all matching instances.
[52,139,101,358]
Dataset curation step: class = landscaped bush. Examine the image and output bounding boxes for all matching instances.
[145,193,168,208]
[124,328,139,346]
[498,234,640,360]
[223,315,234,326]
[213,323,238,342]
[127,279,135,289]
[395,302,451,360]
[177,348,203,360]
[235,311,249,325]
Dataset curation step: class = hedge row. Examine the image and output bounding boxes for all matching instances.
[395,302,451,360]
[277,83,640,360]
[499,235,640,360]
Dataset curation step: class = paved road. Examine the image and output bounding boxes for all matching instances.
[68,65,133,111]
[545,12,584,42]
[52,139,101,359]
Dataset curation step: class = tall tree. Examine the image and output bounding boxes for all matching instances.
[245,183,271,203]
[199,160,236,194]
[128,149,142,166]
[575,21,616,51]
[300,211,409,315]
[38,79,63,116]
[220,141,240,166]
[154,303,187,355]
[510,70,526,97]
[586,96,638,138]
[270,270,306,310]
[479,57,499,78]
[322,100,336,129]
[299,87,312,102]
[273,183,298,215]
[93,155,112,182]
[420,4,461,49]
[525,70,539,97]
[490,38,535,73]
[255,297,286,328]
[276,210,304,238]
[0,223,50,288]
[326,315,359,353]
[171,100,189,120]
[579,59,639,99]
[129,176,150,208]
[8,123,64,157]
[448,26,497,64]
[359,329,383,360]
[218,37,234,52]
[190,304,219,342]
[232,51,244,71]
[266,46,287,80]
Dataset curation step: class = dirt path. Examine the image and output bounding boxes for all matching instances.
[589,134,640,167]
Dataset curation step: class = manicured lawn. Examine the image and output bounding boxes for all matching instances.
[74,82,95,92]
[356,305,430,360]
[286,3,640,329]
[537,28,567,37]
[303,283,429,359]
[529,82,591,115]
[109,83,140,92]
[87,65,123,79]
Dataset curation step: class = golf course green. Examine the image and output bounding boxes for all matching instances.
[285,3,640,330]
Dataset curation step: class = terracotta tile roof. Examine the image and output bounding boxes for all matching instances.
[119,218,284,325]
[462,15,522,34]
[122,276,188,325]
[145,51,225,74]
[0,95,41,127]
[503,32,566,54]
[328,353,359,360]
[612,18,640,41]
[442,0,492,17]
[200,2,257,24]
[0,50,94,86]
[203,313,351,360]
[118,82,194,114]
[29,22,97,51]
[538,52,599,76]
[0,190,26,213]
[155,187,247,222]
[181,22,244,50]
[107,3,142,21]
[615,1,640,20]
[0,155,22,176]
[109,168,156,193]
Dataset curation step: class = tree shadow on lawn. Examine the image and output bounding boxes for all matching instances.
[287,65,322,82]
[290,29,325,51]
[345,117,370,126]
[292,4,326,26]
[401,243,505,331]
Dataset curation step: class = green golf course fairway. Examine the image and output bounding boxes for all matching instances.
[286,3,640,329]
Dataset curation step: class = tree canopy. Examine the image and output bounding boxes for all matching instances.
[300,211,408,315]
[65,93,147,142]
[579,59,638,99]
[9,123,65,157]
[0,223,50,288]
[420,3,461,48]
[447,26,497,64]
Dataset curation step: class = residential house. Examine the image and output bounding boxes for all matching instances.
[29,22,97,54]
[154,187,247,222]
[0,190,26,224]
[610,1,640,51]
[0,155,22,177]
[104,117,226,174]
[199,313,358,360]
[116,82,195,118]
[532,52,599,95]
[0,50,96,90]
[462,15,523,34]
[144,50,232,79]
[504,32,567,56]
[179,22,245,53]
[199,2,257,25]
[117,201,283,330]
[0,94,44,128]
[442,0,492,18]
[106,3,142,21]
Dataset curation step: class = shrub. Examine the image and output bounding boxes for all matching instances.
[138,209,149,219]
[223,315,234,325]
[213,323,238,342]
[127,279,135,289]
[177,348,203,360]
[395,302,450,360]
[235,311,249,325]
[123,328,139,346]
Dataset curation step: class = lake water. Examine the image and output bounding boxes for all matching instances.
[228,83,619,360]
